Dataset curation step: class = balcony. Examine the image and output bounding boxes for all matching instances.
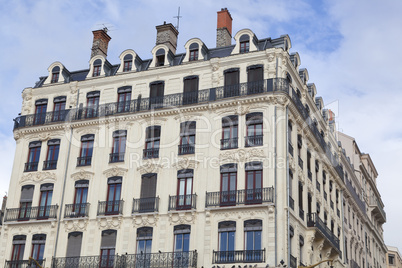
[307,213,341,253]
[5,205,58,222]
[109,152,125,163]
[52,251,198,268]
[289,196,294,210]
[298,157,303,169]
[345,179,366,215]
[220,138,238,150]
[6,259,45,268]
[97,200,124,216]
[178,144,195,155]
[168,194,197,211]
[290,254,297,268]
[370,196,386,223]
[212,249,266,263]
[143,148,159,159]
[132,197,159,213]
[24,161,38,172]
[43,160,57,170]
[299,208,304,221]
[77,156,92,166]
[64,203,90,218]
[205,188,274,208]
[245,135,263,147]
[288,142,294,156]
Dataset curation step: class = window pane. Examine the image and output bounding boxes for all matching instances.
[220,232,227,251]
[254,231,262,250]
[183,233,190,252]
[246,231,254,250]
[222,174,228,191]
[228,231,235,251]
[175,234,183,251]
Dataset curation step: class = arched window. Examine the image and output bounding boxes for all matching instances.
[245,113,263,147]
[239,34,250,53]
[100,230,117,266]
[66,232,83,257]
[31,234,46,262]
[189,43,199,61]
[51,66,60,83]
[174,225,191,253]
[137,227,153,254]
[156,49,165,66]
[123,54,133,72]
[244,220,263,261]
[93,59,102,77]
[11,235,26,262]
[218,221,236,262]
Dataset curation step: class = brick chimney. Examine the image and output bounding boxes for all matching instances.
[91,28,112,59]
[156,22,179,54]
[216,8,233,47]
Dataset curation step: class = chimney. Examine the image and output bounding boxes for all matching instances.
[1,195,7,212]
[216,8,233,47]
[91,28,112,59]
[156,22,179,54]
[329,109,336,133]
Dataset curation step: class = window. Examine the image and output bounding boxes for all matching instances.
[123,54,133,72]
[224,68,240,97]
[25,141,41,172]
[221,115,238,150]
[93,59,102,77]
[218,221,236,262]
[86,91,100,118]
[179,121,196,155]
[31,234,46,263]
[139,173,157,213]
[144,126,160,159]
[289,170,294,210]
[149,81,164,109]
[43,139,60,170]
[307,151,312,179]
[244,220,263,262]
[189,43,199,61]
[66,232,83,258]
[299,235,304,264]
[100,230,117,268]
[239,34,250,53]
[389,255,395,265]
[220,164,237,206]
[245,162,263,204]
[298,181,304,220]
[110,130,126,162]
[137,227,153,254]
[19,185,34,220]
[247,65,264,94]
[34,99,47,125]
[73,180,89,217]
[183,76,199,105]
[297,134,303,169]
[288,121,294,156]
[156,48,165,66]
[38,184,53,219]
[11,235,26,262]
[77,134,94,166]
[177,169,193,210]
[51,66,60,83]
[117,86,132,113]
[52,96,66,122]
[174,225,190,252]
[106,177,122,215]
[245,112,263,147]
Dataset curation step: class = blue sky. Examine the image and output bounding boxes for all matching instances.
[1,0,401,251]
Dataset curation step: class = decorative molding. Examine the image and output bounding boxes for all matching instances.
[22,88,33,114]
[168,211,196,225]
[103,166,128,178]
[63,219,89,232]
[173,113,202,122]
[137,117,167,127]
[220,149,265,163]
[133,214,159,227]
[75,126,99,135]
[97,216,122,230]
[273,95,290,107]
[9,221,56,233]
[172,158,199,170]
[137,161,162,175]
[20,171,56,184]
[71,170,94,181]
[212,208,268,219]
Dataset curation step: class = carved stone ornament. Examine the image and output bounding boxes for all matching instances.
[220,149,265,163]
[20,171,56,184]
[325,247,333,258]
[137,117,167,127]
[133,214,159,227]
[103,166,128,178]
[168,211,196,225]
[137,161,162,175]
[71,170,94,181]
[172,158,199,170]
[216,104,251,116]
[173,113,202,122]
[64,219,89,232]
[76,126,99,136]
[22,88,33,114]
[97,217,122,230]
[273,95,289,107]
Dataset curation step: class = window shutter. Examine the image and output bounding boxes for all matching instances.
[224,69,239,86]
[183,76,199,93]
[20,185,34,202]
[100,230,117,249]
[247,65,263,82]
[108,177,122,184]
[220,163,237,173]
[140,174,157,198]
[66,232,83,257]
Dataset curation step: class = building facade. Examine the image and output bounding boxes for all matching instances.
[386,246,402,268]
[0,8,387,268]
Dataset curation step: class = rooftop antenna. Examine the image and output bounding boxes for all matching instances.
[174,7,182,31]
[95,23,116,33]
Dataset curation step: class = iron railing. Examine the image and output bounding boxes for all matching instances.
[5,259,45,268]
[168,194,197,211]
[52,251,198,268]
[370,196,386,222]
[205,187,274,207]
[220,138,238,150]
[97,200,124,216]
[143,148,159,159]
[5,205,58,222]
[212,249,266,263]
[307,213,340,252]
[345,179,366,215]
[64,203,90,218]
[109,153,125,163]
[132,197,159,213]
[77,156,92,166]
[43,160,58,170]
[24,162,38,172]
[245,135,263,147]
[178,144,195,155]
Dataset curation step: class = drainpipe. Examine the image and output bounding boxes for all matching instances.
[286,106,290,268]
[53,87,80,259]
[274,55,279,267]
[341,190,346,264]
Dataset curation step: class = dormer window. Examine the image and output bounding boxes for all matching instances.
[189,43,199,61]
[93,59,102,77]
[123,54,133,72]
[51,66,60,83]
[156,49,165,66]
[239,34,250,53]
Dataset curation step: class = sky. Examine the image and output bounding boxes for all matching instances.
[0,0,401,251]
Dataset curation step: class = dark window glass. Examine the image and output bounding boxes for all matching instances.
[183,76,199,105]
[25,141,41,172]
[73,180,88,216]
[174,225,190,253]
[247,65,264,94]
[221,115,238,150]
[106,180,122,215]
[117,88,131,113]
[93,59,102,77]
[31,234,46,261]
[156,49,165,66]
[137,227,153,254]
[86,92,100,118]
[240,34,250,53]
[144,126,161,159]
[78,135,94,166]
[189,43,199,61]
[246,113,263,147]
[149,81,164,109]
[244,220,262,261]
[179,121,196,155]
[177,172,193,210]
[34,99,47,125]
[44,139,60,170]
[100,230,117,268]
[19,185,34,220]
[110,130,126,162]
[51,66,60,83]
[224,69,240,97]
[220,164,237,206]
[246,169,262,204]
[38,184,53,218]
[123,54,133,72]
[11,235,26,261]
[53,96,66,121]
[139,174,157,212]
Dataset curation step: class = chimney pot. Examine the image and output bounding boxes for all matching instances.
[91,28,112,59]
[216,8,233,47]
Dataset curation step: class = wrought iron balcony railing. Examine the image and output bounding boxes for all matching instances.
[77,156,92,166]
[64,203,90,218]
[143,148,159,159]
[109,152,125,163]
[5,205,58,222]
[220,138,238,150]
[307,213,340,253]
[24,162,38,172]
[178,144,195,155]
[205,187,274,207]
[51,251,198,268]
[245,135,263,147]
[43,160,58,170]
[6,259,45,268]
[97,200,124,216]
[370,196,386,222]
[168,194,197,211]
[345,179,366,215]
[212,249,266,263]
[132,197,159,213]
